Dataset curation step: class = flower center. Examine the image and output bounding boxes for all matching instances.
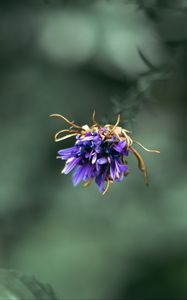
[77,137,121,160]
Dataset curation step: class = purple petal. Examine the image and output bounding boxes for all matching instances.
[58,146,79,158]
[72,166,83,186]
[89,150,94,160]
[58,155,71,161]
[95,145,102,153]
[114,160,121,173]
[95,174,105,193]
[103,165,109,181]
[79,136,94,142]
[72,165,86,186]
[123,149,129,156]
[116,172,124,182]
[72,163,93,186]
[96,162,101,172]
[85,132,92,137]
[115,163,128,182]
[84,164,95,181]
[113,140,126,153]
[93,136,102,144]
[110,160,116,180]
[97,157,108,165]
[82,163,92,181]
[92,153,97,164]
[99,128,107,133]
[62,157,81,174]
[119,164,128,173]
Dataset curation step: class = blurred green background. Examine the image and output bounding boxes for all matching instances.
[0,0,187,299]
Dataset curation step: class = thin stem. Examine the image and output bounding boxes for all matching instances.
[103,179,111,195]
[111,114,121,133]
[55,129,79,142]
[84,178,93,187]
[133,140,160,153]
[122,130,133,147]
[130,146,149,185]
[49,114,82,129]
[55,133,77,142]
[92,110,98,125]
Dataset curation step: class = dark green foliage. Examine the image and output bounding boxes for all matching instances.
[0,269,59,300]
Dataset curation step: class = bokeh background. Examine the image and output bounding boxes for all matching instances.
[0,0,187,299]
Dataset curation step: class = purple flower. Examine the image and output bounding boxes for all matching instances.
[51,112,160,193]
[57,131,129,193]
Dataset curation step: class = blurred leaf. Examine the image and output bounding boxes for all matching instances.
[0,269,59,300]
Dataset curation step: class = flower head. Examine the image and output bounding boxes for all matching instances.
[50,111,160,195]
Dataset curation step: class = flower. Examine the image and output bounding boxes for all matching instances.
[50,112,160,195]
[57,129,129,194]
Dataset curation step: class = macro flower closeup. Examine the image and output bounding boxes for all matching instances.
[58,130,129,194]
[50,112,160,195]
